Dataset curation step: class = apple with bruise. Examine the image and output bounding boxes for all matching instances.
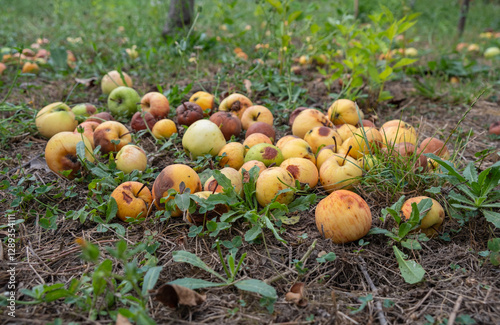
[36,102,78,138]
[218,93,253,119]
[218,142,245,170]
[176,102,204,126]
[111,181,152,222]
[280,157,319,189]
[342,127,383,159]
[209,111,242,140]
[152,164,202,216]
[240,105,274,130]
[382,126,417,147]
[401,196,445,238]
[140,92,170,119]
[189,91,215,117]
[280,138,316,164]
[239,160,267,181]
[292,109,333,138]
[74,121,99,148]
[255,167,295,207]
[319,152,362,193]
[315,190,372,244]
[204,167,243,195]
[115,144,147,174]
[244,143,284,166]
[93,121,132,154]
[45,131,95,179]
[327,99,360,126]
[130,111,157,132]
[288,107,308,126]
[246,122,276,143]
[304,126,342,154]
[152,119,177,139]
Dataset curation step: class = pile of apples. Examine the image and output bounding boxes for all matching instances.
[35,70,450,244]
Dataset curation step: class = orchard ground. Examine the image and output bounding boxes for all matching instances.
[1,0,500,324]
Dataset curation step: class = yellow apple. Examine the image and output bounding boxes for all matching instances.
[115,144,147,174]
[401,196,445,238]
[93,121,132,154]
[152,119,177,139]
[218,142,245,170]
[255,167,295,207]
[319,155,362,193]
[304,126,343,154]
[101,70,133,95]
[111,181,152,222]
[240,105,274,130]
[280,157,319,189]
[292,109,333,138]
[36,102,78,138]
[327,99,360,126]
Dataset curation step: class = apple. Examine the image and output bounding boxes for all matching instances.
[288,107,308,126]
[72,103,97,117]
[209,111,242,141]
[189,91,215,116]
[358,155,380,171]
[74,121,99,148]
[35,49,50,59]
[280,157,319,189]
[125,45,139,60]
[22,48,35,57]
[280,138,316,164]
[404,47,418,56]
[176,102,204,126]
[45,131,95,179]
[36,102,78,138]
[489,121,500,135]
[381,126,417,147]
[315,190,372,244]
[384,142,427,170]
[358,119,376,128]
[304,126,343,154]
[108,86,141,119]
[152,119,177,139]
[152,164,202,216]
[336,123,358,141]
[239,160,267,181]
[316,145,338,170]
[204,167,243,195]
[0,62,6,75]
[115,144,147,174]
[246,122,276,143]
[342,128,383,159]
[255,167,295,207]
[276,135,300,151]
[292,109,333,138]
[182,119,226,159]
[93,121,132,154]
[101,70,133,95]
[319,153,362,193]
[185,191,229,225]
[218,142,245,170]
[218,93,253,119]
[327,99,360,126]
[240,105,274,130]
[418,137,450,159]
[140,92,170,119]
[484,47,500,59]
[130,111,157,132]
[242,133,272,153]
[22,62,39,74]
[86,112,114,124]
[111,181,152,222]
[244,143,284,167]
[380,119,416,134]
[401,196,445,237]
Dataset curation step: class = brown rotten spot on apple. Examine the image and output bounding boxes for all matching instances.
[285,165,300,179]
[122,191,133,204]
[262,147,278,160]
[318,127,331,136]
[62,154,81,179]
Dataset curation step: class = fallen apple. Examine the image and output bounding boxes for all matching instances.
[108,86,141,119]
[101,70,133,95]
[240,105,274,130]
[319,151,362,193]
[93,121,132,154]
[401,196,445,238]
[130,111,157,132]
[218,142,245,170]
[152,119,178,139]
[115,144,147,174]
[255,167,295,207]
[327,99,360,126]
[72,103,97,117]
[189,91,215,117]
[36,102,78,138]
[218,93,253,119]
[246,122,276,143]
[209,111,242,141]
[280,157,319,189]
[182,119,226,159]
[176,102,204,126]
[111,181,152,222]
[292,109,333,138]
[244,143,284,167]
[140,92,170,119]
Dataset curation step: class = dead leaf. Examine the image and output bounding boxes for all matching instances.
[116,314,132,325]
[285,282,308,307]
[243,79,252,97]
[75,77,98,87]
[153,283,206,308]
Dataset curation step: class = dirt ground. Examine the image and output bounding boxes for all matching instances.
[0,69,499,324]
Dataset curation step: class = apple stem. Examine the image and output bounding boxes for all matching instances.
[268,162,276,168]
[212,181,218,194]
[136,183,147,196]
[343,146,352,164]
[255,112,261,120]
[333,136,337,152]
[109,98,119,103]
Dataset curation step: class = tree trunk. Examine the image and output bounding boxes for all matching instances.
[457,0,471,38]
[162,0,195,38]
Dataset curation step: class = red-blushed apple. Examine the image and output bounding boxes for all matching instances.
[255,167,295,207]
[130,111,157,132]
[489,121,500,135]
[152,164,202,216]
[152,119,177,139]
[115,144,147,174]
[288,107,308,126]
[304,126,343,154]
[316,145,338,170]
[336,123,358,142]
[327,99,360,126]
[239,160,267,181]
[204,167,243,195]
[209,111,242,141]
[36,102,78,138]
[185,191,229,225]
[384,142,428,171]
[35,49,50,59]
[218,142,245,170]
[246,122,276,143]
[242,133,272,153]
[176,102,204,126]
[280,138,316,164]
[280,157,319,188]
[244,143,284,166]
[110,181,152,222]
[417,137,450,160]
[101,70,133,95]
[380,119,416,134]
[72,103,97,117]
[292,109,333,138]
[140,92,170,119]
[276,135,301,151]
[319,153,362,193]
[240,105,274,130]
[108,86,141,119]
[86,112,114,124]
[315,190,372,244]
[218,93,253,119]
[401,196,445,238]
[182,120,227,159]
[189,91,215,117]
[45,131,95,179]
[74,121,99,148]
[93,121,132,154]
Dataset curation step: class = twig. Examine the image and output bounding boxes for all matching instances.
[265,239,317,284]
[337,311,360,324]
[357,256,387,325]
[447,295,463,325]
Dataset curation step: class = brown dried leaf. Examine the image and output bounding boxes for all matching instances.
[243,79,252,97]
[285,282,308,307]
[116,314,132,325]
[75,77,98,87]
[153,284,206,308]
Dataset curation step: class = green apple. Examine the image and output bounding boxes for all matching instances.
[484,47,500,59]
[108,86,141,119]
[244,143,284,167]
[182,119,226,159]
[72,103,97,117]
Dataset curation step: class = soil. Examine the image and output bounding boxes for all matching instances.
[0,67,499,324]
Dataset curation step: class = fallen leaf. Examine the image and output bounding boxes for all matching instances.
[153,283,206,308]
[243,79,252,96]
[75,77,98,87]
[285,282,308,307]
[116,314,132,325]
